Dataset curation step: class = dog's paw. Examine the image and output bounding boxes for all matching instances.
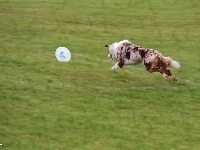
[162,73,168,79]
[111,65,118,70]
[111,66,116,70]
[171,75,177,81]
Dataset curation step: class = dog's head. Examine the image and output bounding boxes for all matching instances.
[105,40,132,60]
[105,43,117,60]
[105,44,114,60]
[105,45,113,60]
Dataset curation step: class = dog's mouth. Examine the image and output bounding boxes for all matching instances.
[108,53,112,59]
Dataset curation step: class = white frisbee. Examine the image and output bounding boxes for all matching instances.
[55,47,71,62]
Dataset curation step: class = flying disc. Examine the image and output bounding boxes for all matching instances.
[55,47,71,62]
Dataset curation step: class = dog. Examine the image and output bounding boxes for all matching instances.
[105,40,180,81]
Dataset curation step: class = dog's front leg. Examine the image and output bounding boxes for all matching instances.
[111,62,119,70]
[111,58,124,70]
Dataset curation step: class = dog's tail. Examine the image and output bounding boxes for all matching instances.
[164,57,181,68]
[170,60,180,68]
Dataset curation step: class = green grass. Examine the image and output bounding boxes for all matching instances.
[0,0,200,149]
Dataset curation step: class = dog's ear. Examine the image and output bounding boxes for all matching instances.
[105,45,109,47]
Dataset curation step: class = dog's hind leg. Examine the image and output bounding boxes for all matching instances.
[162,69,177,81]
[171,75,177,81]
[149,57,177,81]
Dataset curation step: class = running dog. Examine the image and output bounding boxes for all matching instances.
[105,40,180,81]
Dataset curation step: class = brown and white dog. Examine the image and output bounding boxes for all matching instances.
[105,40,180,81]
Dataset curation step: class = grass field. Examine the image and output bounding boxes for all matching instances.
[0,0,200,149]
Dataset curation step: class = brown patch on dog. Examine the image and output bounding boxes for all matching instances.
[139,49,146,59]
[118,58,124,68]
[133,47,138,51]
[144,61,152,71]
[126,51,130,59]
[105,45,109,47]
